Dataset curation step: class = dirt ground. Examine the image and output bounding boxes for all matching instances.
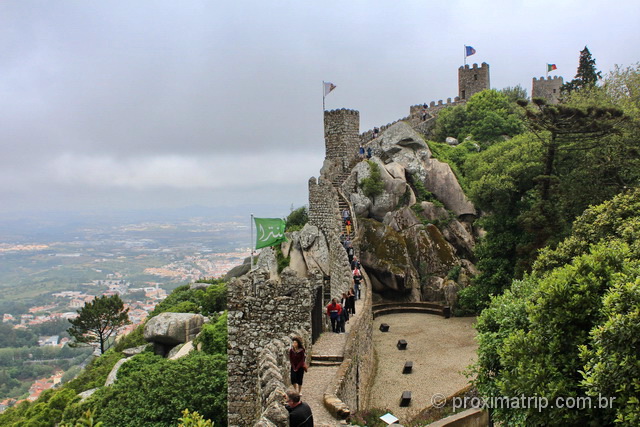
[368,314,478,423]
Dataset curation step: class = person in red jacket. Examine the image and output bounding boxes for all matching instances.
[288,336,307,393]
[326,298,343,333]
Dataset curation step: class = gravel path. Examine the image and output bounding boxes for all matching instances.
[302,298,364,426]
[369,314,478,423]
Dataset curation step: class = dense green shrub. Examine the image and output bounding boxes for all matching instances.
[359,160,384,199]
[73,352,227,426]
[285,206,308,232]
[196,312,227,355]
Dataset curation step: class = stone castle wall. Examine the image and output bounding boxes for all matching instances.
[308,176,354,300]
[330,269,375,413]
[532,75,564,104]
[227,270,317,426]
[458,62,490,100]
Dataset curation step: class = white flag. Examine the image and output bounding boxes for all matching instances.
[323,81,336,96]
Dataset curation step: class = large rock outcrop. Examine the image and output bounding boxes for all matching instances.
[360,121,476,218]
[339,122,479,305]
[144,312,206,356]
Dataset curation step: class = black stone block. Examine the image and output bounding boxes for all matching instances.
[379,323,389,332]
[403,361,413,374]
[397,339,407,350]
[443,306,451,318]
[400,391,412,406]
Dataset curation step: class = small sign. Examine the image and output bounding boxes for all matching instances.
[379,412,399,425]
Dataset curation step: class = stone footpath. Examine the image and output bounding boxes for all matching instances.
[302,298,364,426]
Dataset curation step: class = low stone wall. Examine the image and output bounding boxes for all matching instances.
[323,269,374,418]
[427,409,489,427]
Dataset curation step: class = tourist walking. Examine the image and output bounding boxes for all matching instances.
[341,292,350,323]
[343,236,351,250]
[326,298,343,333]
[359,144,365,159]
[288,337,307,393]
[367,146,372,159]
[284,389,314,427]
[348,288,356,315]
[346,242,355,264]
[342,208,350,223]
[345,218,352,236]
[353,268,362,300]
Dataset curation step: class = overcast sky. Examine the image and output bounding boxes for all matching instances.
[1,0,638,216]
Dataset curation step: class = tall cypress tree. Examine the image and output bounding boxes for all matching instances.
[562,46,602,93]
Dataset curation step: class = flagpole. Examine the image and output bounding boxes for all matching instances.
[546,64,548,79]
[250,213,254,270]
[463,45,466,66]
[322,81,326,111]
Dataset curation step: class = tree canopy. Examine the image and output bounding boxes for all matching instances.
[67,295,130,355]
[472,190,640,426]
[562,46,602,93]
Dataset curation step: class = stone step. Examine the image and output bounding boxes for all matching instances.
[310,360,343,367]
[372,307,446,318]
[373,302,445,311]
[312,354,344,362]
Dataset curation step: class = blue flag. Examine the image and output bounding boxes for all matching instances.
[465,45,476,57]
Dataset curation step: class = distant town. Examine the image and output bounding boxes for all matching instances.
[0,211,261,410]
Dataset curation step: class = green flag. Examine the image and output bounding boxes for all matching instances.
[254,217,286,249]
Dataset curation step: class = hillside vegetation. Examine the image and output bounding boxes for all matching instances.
[0,279,228,426]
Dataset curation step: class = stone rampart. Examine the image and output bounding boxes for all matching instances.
[309,177,354,300]
[227,269,318,427]
[252,327,309,426]
[324,269,374,417]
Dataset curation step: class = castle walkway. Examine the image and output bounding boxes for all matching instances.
[302,297,365,426]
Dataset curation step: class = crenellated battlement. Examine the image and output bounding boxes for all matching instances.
[458,62,489,71]
[325,108,360,117]
[533,75,562,82]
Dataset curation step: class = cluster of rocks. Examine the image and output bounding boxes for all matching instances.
[341,121,479,308]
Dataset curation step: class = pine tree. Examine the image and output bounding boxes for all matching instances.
[562,46,602,93]
[67,294,130,354]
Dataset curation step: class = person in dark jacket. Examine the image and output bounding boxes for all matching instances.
[284,389,314,427]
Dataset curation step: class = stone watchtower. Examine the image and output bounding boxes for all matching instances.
[324,109,360,172]
[458,62,490,100]
[532,76,564,104]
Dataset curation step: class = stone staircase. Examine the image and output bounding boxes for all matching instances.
[372,301,451,318]
[337,197,351,237]
[310,354,344,367]
[331,173,350,188]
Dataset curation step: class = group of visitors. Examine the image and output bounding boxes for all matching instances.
[325,287,357,334]
[358,144,373,160]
